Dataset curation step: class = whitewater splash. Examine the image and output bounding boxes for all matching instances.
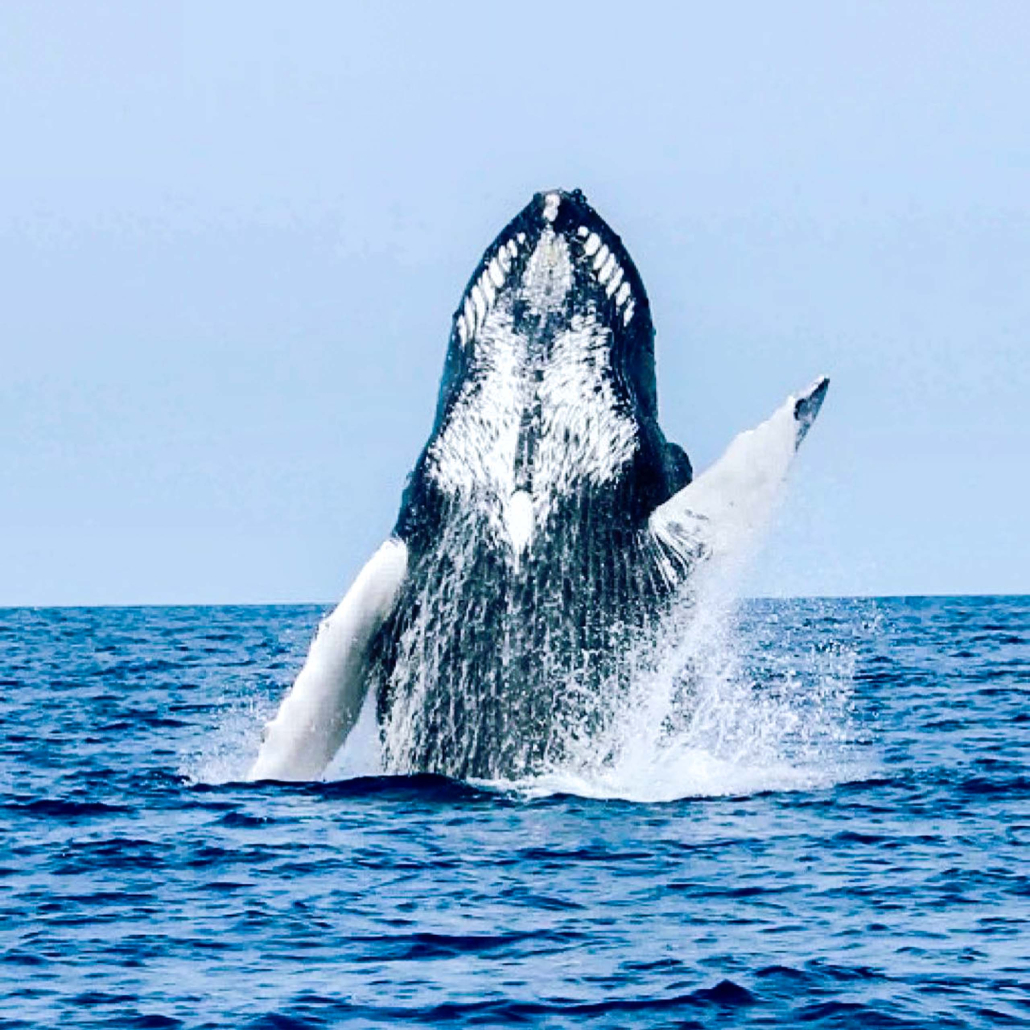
[502,597,862,803]
[330,576,860,802]
[187,589,862,801]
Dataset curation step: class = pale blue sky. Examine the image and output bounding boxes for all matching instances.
[1,1,1027,605]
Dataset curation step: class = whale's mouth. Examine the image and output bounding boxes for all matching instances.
[452,189,653,357]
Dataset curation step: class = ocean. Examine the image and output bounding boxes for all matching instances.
[0,595,1026,1028]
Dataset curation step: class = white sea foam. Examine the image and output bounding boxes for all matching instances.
[182,695,276,785]
[486,599,863,803]
[453,526,862,803]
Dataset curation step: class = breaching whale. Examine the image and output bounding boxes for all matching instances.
[249,189,828,783]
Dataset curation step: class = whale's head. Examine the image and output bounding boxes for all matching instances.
[401,190,675,557]
[435,189,657,424]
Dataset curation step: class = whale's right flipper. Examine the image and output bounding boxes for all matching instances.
[247,538,408,782]
[649,377,828,575]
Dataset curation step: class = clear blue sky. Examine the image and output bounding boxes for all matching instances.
[1,1,1027,605]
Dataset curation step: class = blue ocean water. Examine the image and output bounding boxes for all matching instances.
[0,596,1026,1028]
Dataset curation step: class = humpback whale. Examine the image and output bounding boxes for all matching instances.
[249,189,828,783]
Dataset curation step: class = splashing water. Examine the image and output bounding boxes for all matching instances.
[485,571,863,803]
[192,570,864,799]
[321,532,863,801]
[183,695,275,786]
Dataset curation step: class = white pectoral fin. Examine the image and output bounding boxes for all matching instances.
[247,538,408,782]
[650,377,828,571]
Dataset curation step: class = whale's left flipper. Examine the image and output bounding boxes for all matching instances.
[247,538,408,782]
[649,377,829,571]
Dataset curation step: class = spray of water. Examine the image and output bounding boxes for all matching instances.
[499,583,862,802]
[182,695,276,785]
[191,580,861,799]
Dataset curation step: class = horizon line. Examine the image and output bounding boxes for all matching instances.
[0,590,1026,613]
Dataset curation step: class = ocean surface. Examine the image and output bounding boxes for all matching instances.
[0,595,1026,1028]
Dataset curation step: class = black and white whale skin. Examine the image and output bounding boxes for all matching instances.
[249,190,828,782]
